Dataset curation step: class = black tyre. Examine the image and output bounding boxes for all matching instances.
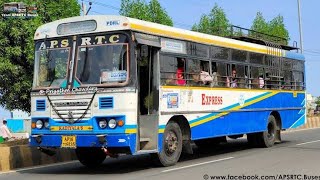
[260,115,277,147]
[154,122,183,167]
[75,147,106,168]
[248,115,277,148]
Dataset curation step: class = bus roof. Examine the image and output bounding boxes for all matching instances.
[34,15,305,61]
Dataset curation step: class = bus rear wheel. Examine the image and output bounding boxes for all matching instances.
[261,115,277,147]
[153,122,183,167]
[247,115,277,148]
[75,147,106,168]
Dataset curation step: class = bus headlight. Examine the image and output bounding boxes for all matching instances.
[36,120,44,129]
[108,119,117,129]
[99,119,107,129]
[44,121,50,129]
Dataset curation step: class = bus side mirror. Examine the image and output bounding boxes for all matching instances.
[141,45,149,58]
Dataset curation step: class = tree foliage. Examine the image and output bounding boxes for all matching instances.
[315,97,320,106]
[120,0,173,26]
[192,3,230,36]
[0,0,80,112]
[191,5,290,45]
[251,12,289,45]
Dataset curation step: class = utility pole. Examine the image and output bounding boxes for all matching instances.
[297,0,303,53]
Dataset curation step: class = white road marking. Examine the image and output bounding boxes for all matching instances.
[0,161,78,175]
[162,157,234,173]
[296,139,320,146]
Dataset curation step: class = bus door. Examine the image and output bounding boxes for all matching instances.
[135,35,161,152]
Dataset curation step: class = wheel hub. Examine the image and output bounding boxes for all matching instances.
[267,122,275,140]
[165,131,178,155]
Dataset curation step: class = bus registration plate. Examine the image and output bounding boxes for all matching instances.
[61,135,76,148]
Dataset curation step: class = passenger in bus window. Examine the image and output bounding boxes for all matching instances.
[259,75,264,88]
[211,63,218,87]
[190,69,201,86]
[227,69,238,88]
[176,58,186,85]
[198,62,212,86]
[200,71,213,85]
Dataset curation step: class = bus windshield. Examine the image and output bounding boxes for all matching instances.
[33,48,70,88]
[76,44,128,85]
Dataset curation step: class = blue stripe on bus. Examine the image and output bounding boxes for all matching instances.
[290,115,306,128]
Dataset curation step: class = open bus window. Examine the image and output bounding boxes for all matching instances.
[250,66,264,89]
[76,44,128,85]
[186,59,200,86]
[34,48,69,88]
[160,56,187,86]
[233,64,245,88]
[216,62,227,87]
[211,62,219,87]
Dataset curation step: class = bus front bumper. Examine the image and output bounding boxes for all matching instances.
[29,134,136,153]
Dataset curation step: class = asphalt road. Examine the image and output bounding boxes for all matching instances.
[1,128,320,180]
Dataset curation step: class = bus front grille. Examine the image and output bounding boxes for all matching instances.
[50,98,92,121]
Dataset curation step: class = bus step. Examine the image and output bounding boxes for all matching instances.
[140,137,151,142]
[136,149,158,154]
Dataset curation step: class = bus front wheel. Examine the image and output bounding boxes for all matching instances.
[75,147,106,168]
[153,122,183,167]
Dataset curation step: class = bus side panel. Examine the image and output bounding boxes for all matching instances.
[160,88,305,142]
[280,92,306,129]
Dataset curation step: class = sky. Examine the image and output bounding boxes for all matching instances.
[81,0,319,96]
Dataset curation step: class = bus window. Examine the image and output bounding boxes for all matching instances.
[176,58,186,85]
[199,60,212,86]
[35,48,69,88]
[76,44,128,85]
[250,52,265,65]
[186,59,200,86]
[211,62,218,87]
[160,56,186,86]
[231,49,247,62]
[216,62,227,87]
[251,66,264,89]
[245,66,251,89]
[160,55,176,85]
[293,71,304,90]
[211,46,229,60]
[187,43,209,58]
[235,64,245,88]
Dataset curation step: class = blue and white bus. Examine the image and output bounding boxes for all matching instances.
[30,15,306,167]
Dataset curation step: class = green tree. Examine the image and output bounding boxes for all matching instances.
[251,12,289,45]
[268,15,290,45]
[120,0,151,21]
[315,97,320,106]
[192,3,230,36]
[251,12,269,35]
[0,0,80,112]
[120,0,173,26]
